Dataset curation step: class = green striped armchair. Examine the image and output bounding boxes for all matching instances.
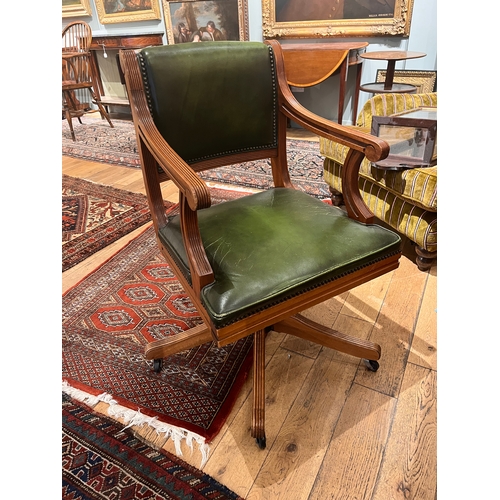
[320,92,437,271]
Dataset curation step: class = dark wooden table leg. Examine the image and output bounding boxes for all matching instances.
[384,60,396,90]
[352,62,363,124]
[337,58,347,124]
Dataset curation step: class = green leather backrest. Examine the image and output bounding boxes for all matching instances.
[138,42,278,164]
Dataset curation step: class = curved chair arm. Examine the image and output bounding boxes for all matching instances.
[267,40,389,164]
[119,49,211,214]
[266,39,390,223]
[119,49,214,295]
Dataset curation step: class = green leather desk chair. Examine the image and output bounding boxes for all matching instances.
[120,41,402,448]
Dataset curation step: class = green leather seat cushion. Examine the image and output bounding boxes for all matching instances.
[159,188,401,328]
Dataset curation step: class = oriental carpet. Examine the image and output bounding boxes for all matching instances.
[62,175,160,272]
[62,393,243,499]
[62,118,329,198]
[62,224,254,462]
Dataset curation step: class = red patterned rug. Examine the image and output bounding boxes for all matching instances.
[62,393,243,499]
[62,175,162,272]
[62,118,142,168]
[62,222,254,461]
[62,118,329,198]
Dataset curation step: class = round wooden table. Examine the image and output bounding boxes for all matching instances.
[359,50,426,94]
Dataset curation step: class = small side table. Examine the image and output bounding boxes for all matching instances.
[359,51,426,94]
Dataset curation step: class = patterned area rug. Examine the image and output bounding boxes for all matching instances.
[62,175,159,272]
[62,393,243,499]
[62,118,329,198]
[62,118,142,168]
[62,223,254,460]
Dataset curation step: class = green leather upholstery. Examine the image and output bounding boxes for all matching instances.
[139,42,278,164]
[320,92,437,254]
[159,189,401,328]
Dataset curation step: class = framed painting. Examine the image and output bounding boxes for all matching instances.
[376,69,437,93]
[163,0,249,45]
[262,0,415,39]
[62,0,92,17]
[94,0,162,24]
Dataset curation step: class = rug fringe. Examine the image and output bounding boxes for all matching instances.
[62,381,210,467]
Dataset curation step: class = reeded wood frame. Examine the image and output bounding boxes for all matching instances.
[94,0,161,24]
[62,0,92,17]
[376,69,437,94]
[262,0,414,39]
[163,0,249,44]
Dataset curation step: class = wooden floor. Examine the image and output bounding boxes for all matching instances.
[62,135,437,499]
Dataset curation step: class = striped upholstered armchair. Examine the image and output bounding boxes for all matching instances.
[320,92,437,271]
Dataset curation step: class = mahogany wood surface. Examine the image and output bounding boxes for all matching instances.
[281,42,368,124]
[360,50,426,61]
[360,50,426,92]
[88,33,163,103]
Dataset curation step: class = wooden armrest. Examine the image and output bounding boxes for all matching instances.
[267,39,390,223]
[119,49,211,213]
[119,49,214,294]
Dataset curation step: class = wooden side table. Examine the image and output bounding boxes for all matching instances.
[89,33,164,108]
[280,42,368,124]
[359,51,426,94]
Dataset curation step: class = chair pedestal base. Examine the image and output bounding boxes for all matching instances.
[145,314,381,448]
[251,330,267,448]
[273,314,381,361]
[144,324,213,361]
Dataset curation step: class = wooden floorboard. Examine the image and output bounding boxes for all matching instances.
[62,140,437,499]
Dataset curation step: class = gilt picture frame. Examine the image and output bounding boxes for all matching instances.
[94,0,162,24]
[62,0,92,17]
[262,0,415,39]
[163,0,249,45]
[376,69,437,94]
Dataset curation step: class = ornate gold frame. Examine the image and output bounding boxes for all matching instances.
[62,0,92,18]
[262,0,415,39]
[376,70,437,93]
[94,0,162,24]
[163,0,249,44]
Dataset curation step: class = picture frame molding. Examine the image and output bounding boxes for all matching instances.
[94,0,162,24]
[376,69,437,93]
[371,109,437,168]
[62,0,92,18]
[261,0,415,39]
[163,0,249,45]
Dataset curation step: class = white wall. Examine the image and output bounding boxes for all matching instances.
[63,0,437,124]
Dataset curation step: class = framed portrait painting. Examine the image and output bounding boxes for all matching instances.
[262,0,415,39]
[94,0,162,24]
[62,0,92,17]
[163,0,249,45]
